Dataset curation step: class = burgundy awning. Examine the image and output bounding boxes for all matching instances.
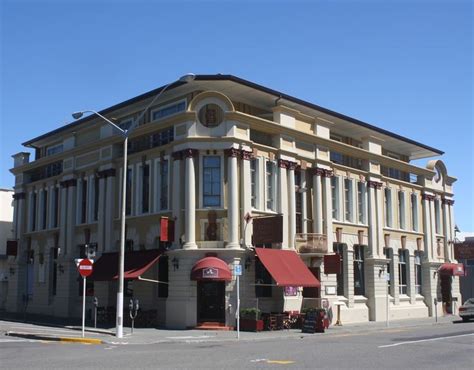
[255,248,320,287]
[90,249,162,281]
[438,263,465,276]
[190,257,232,281]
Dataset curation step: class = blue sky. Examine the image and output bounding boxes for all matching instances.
[1,0,472,231]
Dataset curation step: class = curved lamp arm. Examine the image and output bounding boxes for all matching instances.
[72,110,127,137]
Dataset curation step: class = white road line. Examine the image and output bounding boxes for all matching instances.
[379,333,474,348]
[166,335,212,339]
[0,338,30,343]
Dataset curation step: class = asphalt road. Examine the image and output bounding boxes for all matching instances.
[1,322,473,369]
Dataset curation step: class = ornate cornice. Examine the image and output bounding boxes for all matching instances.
[224,148,240,158]
[240,150,253,161]
[367,180,383,189]
[12,192,26,200]
[60,179,77,188]
[182,148,199,159]
[287,161,298,171]
[442,198,454,206]
[322,169,334,178]
[422,194,436,202]
[278,159,289,169]
[97,168,116,178]
[308,167,326,177]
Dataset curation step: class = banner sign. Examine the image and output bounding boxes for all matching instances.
[160,217,175,242]
[202,267,219,279]
[324,254,342,274]
[252,215,283,245]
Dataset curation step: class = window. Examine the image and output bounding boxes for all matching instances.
[387,153,401,179]
[30,192,37,231]
[160,160,169,210]
[333,243,345,296]
[141,164,150,214]
[414,251,422,295]
[46,143,63,156]
[158,256,169,298]
[385,188,392,227]
[250,130,273,147]
[398,249,408,295]
[434,199,441,234]
[126,168,133,216]
[151,128,174,147]
[295,170,302,234]
[203,156,221,207]
[411,193,418,231]
[331,177,340,220]
[80,179,88,224]
[353,245,365,296]
[398,191,405,229]
[93,177,99,222]
[52,187,59,228]
[357,182,366,224]
[344,178,353,222]
[250,158,257,208]
[41,190,48,230]
[255,257,272,297]
[265,161,276,211]
[330,135,343,164]
[151,99,186,121]
[384,247,393,295]
[198,104,224,127]
[119,118,134,131]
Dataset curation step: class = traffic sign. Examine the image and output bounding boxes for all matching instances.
[234,264,242,276]
[78,258,93,277]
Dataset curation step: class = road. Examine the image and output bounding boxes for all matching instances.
[1,321,473,369]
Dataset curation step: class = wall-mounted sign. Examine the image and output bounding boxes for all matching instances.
[284,286,298,296]
[160,217,175,242]
[202,267,219,279]
[325,286,336,295]
[252,215,283,245]
[324,254,341,274]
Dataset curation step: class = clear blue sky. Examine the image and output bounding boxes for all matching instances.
[1,0,472,231]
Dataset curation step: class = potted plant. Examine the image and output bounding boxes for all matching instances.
[239,308,264,332]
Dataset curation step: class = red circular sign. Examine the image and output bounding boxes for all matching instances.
[78,258,93,277]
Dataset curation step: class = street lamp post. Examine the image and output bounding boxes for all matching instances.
[72,73,195,338]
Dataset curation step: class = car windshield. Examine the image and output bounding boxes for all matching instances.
[464,298,474,305]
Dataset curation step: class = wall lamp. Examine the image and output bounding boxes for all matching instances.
[244,256,252,270]
[172,257,179,271]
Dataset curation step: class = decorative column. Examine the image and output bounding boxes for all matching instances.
[422,193,435,261]
[300,169,308,234]
[287,161,297,249]
[311,168,324,234]
[321,169,334,249]
[183,149,198,249]
[98,169,115,252]
[240,148,253,248]
[225,148,240,249]
[172,151,183,249]
[442,198,454,261]
[59,183,68,254]
[277,159,289,249]
[65,179,77,256]
[12,193,26,240]
[367,180,383,257]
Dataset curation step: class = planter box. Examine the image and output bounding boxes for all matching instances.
[239,318,264,332]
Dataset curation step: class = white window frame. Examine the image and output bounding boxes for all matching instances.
[398,190,406,230]
[199,153,224,209]
[150,98,187,122]
[46,143,64,156]
[434,198,441,234]
[250,157,261,210]
[264,159,276,212]
[344,178,353,223]
[118,165,135,217]
[398,249,408,295]
[331,176,340,220]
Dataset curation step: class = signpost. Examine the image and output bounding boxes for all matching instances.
[234,263,242,340]
[77,258,93,338]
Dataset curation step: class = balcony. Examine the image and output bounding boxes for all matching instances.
[295,233,328,254]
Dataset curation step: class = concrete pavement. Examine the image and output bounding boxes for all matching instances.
[1,314,462,346]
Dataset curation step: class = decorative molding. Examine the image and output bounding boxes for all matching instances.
[401,235,407,249]
[442,198,455,206]
[416,237,423,251]
[224,148,240,158]
[181,149,199,159]
[60,179,77,188]
[287,161,298,171]
[97,168,116,178]
[367,180,383,189]
[240,150,253,161]
[278,159,289,169]
[12,192,26,200]
[322,169,334,178]
[172,151,183,161]
[421,194,436,202]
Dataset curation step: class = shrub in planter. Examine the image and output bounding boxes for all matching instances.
[240,307,261,320]
[239,308,264,332]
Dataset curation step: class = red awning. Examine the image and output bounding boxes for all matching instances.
[190,257,232,281]
[90,249,162,281]
[438,263,465,276]
[255,248,320,287]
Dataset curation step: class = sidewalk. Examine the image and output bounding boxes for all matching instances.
[0,314,461,346]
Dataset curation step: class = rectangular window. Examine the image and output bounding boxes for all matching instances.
[398,191,405,229]
[126,168,133,216]
[119,118,134,131]
[398,249,408,295]
[265,161,275,211]
[42,190,48,230]
[81,179,88,224]
[330,135,343,164]
[384,248,392,295]
[46,143,63,156]
[93,177,100,221]
[333,243,345,296]
[353,245,365,296]
[31,193,37,231]
[434,199,441,234]
[250,158,257,208]
[151,100,186,121]
[344,178,353,223]
[52,187,59,228]
[331,177,340,220]
[160,160,169,210]
[203,156,221,207]
[414,251,422,295]
[385,188,392,227]
[142,164,150,213]
[387,153,401,179]
[411,193,418,231]
[151,128,174,148]
[357,182,366,224]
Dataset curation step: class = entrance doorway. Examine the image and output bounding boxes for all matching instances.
[197,281,225,323]
[440,275,452,314]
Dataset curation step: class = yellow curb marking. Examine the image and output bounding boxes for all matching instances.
[59,337,103,345]
[267,360,295,365]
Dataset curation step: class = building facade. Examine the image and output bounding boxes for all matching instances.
[0,188,14,310]
[5,75,461,328]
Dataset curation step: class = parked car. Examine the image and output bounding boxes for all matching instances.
[459,298,474,322]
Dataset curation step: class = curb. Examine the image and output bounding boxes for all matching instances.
[6,331,104,345]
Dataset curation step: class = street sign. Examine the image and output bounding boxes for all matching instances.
[234,264,242,276]
[78,258,93,277]
[385,273,390,281]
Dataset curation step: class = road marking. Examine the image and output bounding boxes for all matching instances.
[0,338,30,343]
[267,360,295,364]
[379,333,474,348]
[250,359,268,363]
[166,335,211,339]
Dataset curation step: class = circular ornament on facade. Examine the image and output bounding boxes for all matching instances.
[198,103,224,127]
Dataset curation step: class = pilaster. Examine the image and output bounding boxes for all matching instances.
[183,149,198,249]
[240,149,253,248]
[277,159,289,248]
[287,161,297,249]
[225,148,240,249]
[172,151,183,249]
